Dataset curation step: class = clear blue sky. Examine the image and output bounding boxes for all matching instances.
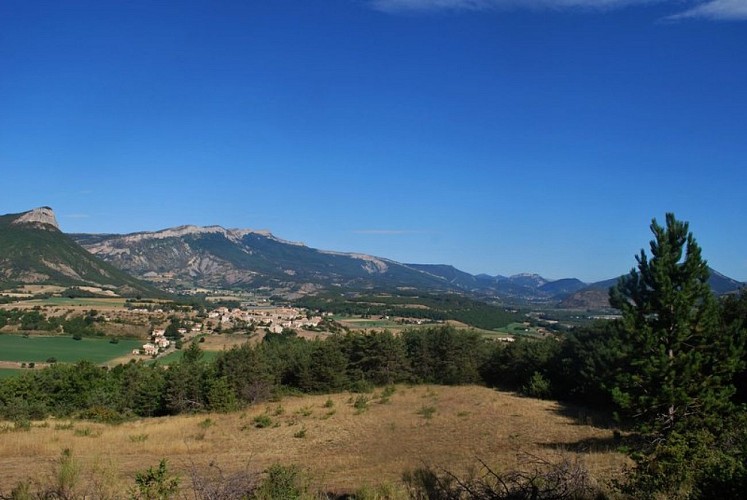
[2,0,746,282]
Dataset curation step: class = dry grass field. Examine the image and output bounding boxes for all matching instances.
[0,385,629,496]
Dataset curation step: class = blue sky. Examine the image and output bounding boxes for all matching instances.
[1,0,745,282]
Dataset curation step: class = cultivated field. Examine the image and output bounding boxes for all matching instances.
[0,297,128,312]
[0,385,629,496]
[0,335,143,366]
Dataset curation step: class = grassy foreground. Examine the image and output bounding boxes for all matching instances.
[0,385,629,496]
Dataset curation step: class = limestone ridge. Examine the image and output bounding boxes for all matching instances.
[72,224,439,292]
[11,206,60,230]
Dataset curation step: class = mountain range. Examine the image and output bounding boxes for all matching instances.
[70,225,599,301]
[2,207,744,305]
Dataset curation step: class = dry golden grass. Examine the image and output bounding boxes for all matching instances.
[0,386,630,495]
[197,333,256,351]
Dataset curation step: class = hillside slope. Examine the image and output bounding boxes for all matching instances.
[0,208,163,297]
[73,226,457,293]
[0,385,629,494]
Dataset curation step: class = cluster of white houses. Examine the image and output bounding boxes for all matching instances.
[133,324,199,356]
[133,328,172,356]
[208,306,324,334]
[131,306,325,357]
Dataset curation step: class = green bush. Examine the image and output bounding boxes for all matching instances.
[353,395,369,413]
[293,427,307,439]
[253,414,272,428]
[522,371,551,399]
[255,464,307,500]
[130,459,179,500]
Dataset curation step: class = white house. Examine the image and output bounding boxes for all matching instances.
[143,343,158,356]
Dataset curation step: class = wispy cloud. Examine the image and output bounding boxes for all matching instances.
[367,0,747,20]
[353,229,427,235]
[368,0,659,13]
[666,0,747,20]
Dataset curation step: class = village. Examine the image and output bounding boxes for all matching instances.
[133,305,327,357]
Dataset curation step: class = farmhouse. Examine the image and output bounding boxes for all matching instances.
[142,343,158,356]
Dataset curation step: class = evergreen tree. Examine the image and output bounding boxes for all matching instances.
[343,331,411,386]
[299,338,348,393]
[610,213,743,435]
[721,289,747,403]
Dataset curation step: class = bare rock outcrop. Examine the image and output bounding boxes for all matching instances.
[11,206,60,230]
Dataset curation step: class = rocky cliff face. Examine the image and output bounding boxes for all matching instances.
[72,225,452,292]
[11,206,59,230]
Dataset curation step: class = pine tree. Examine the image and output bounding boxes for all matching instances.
[610,213,743,436]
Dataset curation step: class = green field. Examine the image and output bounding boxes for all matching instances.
[489,322,543,336]
[337,317,400,328]
[0,334,142,364]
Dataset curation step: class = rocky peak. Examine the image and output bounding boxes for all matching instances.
[12,206,60,230]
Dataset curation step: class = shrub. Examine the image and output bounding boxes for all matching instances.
[255,464,307,500]
[188,461,259,499]
[53,448,81,499]
[198,418,214,430]
[293,427,307,439]
[13,418,31,432]
[253,414,272,428]
[295,406,312,417]
[79,405,125,424]
[353,395,369,413]
[417,405,437,420]
[349,379,375,393]
[73,427,98,437]
[522,371,551,399]
[130,459,179,500]
[404,454,599,500]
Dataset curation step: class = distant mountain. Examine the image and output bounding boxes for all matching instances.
[500,273,549,289]
[73,225,458,293]
[74,224,594,300]
[560,269,744,309]
[538,278,587,297]
[406,267,586,302]
[559,288,612,310]
[0,208,162,297]
[708,268,745,295]
[405,264,484,290]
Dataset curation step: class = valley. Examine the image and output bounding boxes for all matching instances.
[1,207,746,498]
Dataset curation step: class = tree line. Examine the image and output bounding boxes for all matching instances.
[294,292,522,330]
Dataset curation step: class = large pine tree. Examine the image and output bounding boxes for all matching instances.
[610,213,743,436]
